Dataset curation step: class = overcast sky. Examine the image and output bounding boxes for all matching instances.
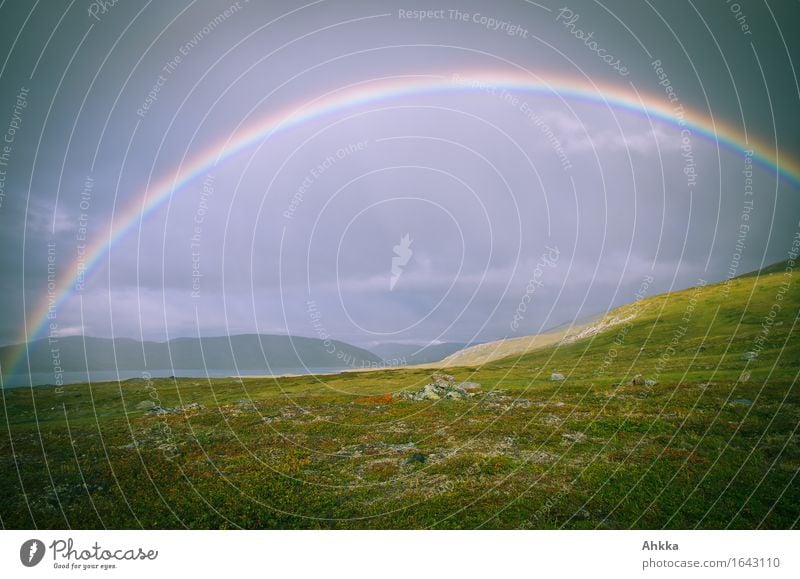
[0,0,798,350]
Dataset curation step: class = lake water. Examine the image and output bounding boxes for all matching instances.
[0,367,348,388]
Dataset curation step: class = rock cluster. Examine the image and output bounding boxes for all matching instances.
[145,402,204,415]
[395,373,482,401]
[632,373,657,386]
[611,374,657,388]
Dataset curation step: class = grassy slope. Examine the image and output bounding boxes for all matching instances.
[0,263,797,529]
[431,318,597,368]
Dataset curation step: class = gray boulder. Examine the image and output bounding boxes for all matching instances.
[420,384,441,400]
[395,374,481,401]
[431,373,456,387]
[459,382,482,393]
[550,372,566,382]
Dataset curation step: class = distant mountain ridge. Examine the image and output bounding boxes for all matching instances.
[0,334,382,375]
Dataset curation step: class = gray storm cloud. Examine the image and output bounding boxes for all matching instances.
[0,0,797,351]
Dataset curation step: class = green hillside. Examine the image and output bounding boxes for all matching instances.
[479,260,798,385]
[0,262,797,529]
[432,318,596,368]
[442,261,797,378]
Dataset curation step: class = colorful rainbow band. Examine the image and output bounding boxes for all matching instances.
[8,70,799,377]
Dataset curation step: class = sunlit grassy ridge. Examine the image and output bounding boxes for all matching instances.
[1,262,797,529]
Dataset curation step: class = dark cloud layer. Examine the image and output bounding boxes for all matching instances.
[0,0,797,351]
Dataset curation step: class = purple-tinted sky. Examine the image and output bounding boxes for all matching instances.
[0,0,798,349]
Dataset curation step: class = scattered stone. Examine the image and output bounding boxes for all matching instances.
[395,373,482,401]
[145,402,204,416]
[644,379,658,387]
[406,452,427,465]
[387,443,417,452]
[146,406,179,416]
[337,441,417,459]
[550,372,565,382]
[561,432,587,444]
[741,351,758,361]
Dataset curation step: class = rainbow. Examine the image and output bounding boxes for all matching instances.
[8,69,800,376]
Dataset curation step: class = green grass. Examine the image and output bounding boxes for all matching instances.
[1,263,798,529]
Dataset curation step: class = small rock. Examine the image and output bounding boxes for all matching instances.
[135,400,156,411]
[741,351,758,361]
[147,407,178,415]
[458,381,482,393]
[644,379,657,387]
[431,373,456,387]
[739,370,751,382]
[631,374,646,386]
[550,372,565,382]
[731,398,752,406]
[561,432,587,444]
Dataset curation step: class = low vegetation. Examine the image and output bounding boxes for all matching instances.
[1,263,797,528]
